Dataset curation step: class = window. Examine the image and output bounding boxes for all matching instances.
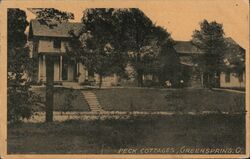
[225,72,230,83]
[53,39,61,48]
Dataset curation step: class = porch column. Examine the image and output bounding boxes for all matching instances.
[59,55,63,81]
[43,55,46,81]
[38,55,41,81]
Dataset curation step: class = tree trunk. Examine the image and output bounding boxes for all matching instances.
[215,71,220,88]
[207,73,213,89]
[137,70,143,87]
[45,56,54,122]
[200,72,204,88]
[204,73,209,88]
[99,74,103,89]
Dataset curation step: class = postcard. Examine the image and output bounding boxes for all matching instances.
[0,0,249,158]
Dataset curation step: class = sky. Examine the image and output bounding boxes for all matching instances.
[22,0,249,49]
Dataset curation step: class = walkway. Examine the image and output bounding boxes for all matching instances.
[82,91,104,112]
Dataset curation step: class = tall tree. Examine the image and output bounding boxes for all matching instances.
[141,25,178,86]
[28,8,74,23]
[69,8,175,87]
[192,20,226,88]
[68,8,128,88]
[118,9,156,87]
[7,9,39,123]
[29,8,74,122]
[116,9,175,87]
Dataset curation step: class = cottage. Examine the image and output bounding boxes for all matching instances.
[174,39,246,89]
[220,37,246,89]
[28,19,118,87]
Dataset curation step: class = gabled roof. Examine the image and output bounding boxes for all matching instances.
[224,37,245,51]
[173,41,203,66]
[29,19,84,38]
[173,41,204,54]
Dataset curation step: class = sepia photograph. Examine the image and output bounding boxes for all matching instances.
[0,0,249,158]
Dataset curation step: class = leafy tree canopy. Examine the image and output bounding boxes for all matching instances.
[192,20,226,72]
[68,8,130,87]
[7,9,41,123]
[192,19,227,87]
[116,9,174,86]
[223,38,245,76]
[69,8,176,87]
[28,8,74,22]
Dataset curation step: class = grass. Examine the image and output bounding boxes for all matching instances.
[31,87,89,112]
[8,114,245,154]
[94,88,245,112]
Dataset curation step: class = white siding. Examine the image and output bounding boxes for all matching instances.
[54,59,60,81]
[38,39,68,53]
[38,55,46,82]
[220,72,245,88]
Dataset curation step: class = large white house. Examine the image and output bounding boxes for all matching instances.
[28,19,118,87]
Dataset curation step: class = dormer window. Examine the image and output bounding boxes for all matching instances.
[54,39,61,48]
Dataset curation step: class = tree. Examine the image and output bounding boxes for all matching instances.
[192,20,226,88]
[117,9,156,87]
[28,8,74,23]
[68,8,128,88]
[141,26,179,86]
[7,8,41,123]
[29,8,74,122]
[69,8,176,88]
[117,9,175,87]
[223,38,245,80]
[157,43,181,87]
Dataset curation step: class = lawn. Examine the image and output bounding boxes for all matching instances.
[31,87,89,112]
[94,88,245,112]
[8,114,245,154]
[12,87,244,154]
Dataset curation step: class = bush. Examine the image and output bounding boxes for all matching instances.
[8,79,41,123]
[59,89,78,114]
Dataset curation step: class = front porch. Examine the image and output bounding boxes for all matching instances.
[37,54,88,84]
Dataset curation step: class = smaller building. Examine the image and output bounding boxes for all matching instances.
[220,71,245,88]
[219,37,246,89]
[173,39,245,89]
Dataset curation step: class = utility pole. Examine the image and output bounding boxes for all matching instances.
[45,55,54,122]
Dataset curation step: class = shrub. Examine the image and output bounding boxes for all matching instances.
[59,89,77,114]
[7,80,41,123]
